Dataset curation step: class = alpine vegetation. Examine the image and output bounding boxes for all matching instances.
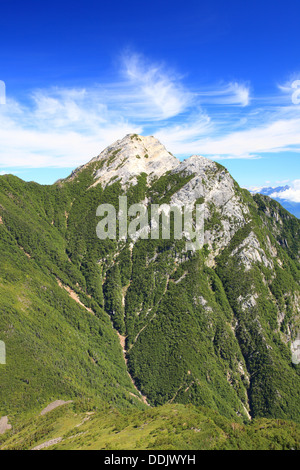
[0,134,299,450]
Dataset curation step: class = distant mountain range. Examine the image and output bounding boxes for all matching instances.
[258,185,290,196]
[250,185,300,218]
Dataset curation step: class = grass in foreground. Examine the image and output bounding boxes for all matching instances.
[0,401,299,450]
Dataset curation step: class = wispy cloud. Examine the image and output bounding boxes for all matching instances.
[0,93,141,168]
[196,81,251,107]
[0,51,299,170]
[120,52,194,120]
[193,117,300,157]
[156,111,300,158]
[0,53,196,168]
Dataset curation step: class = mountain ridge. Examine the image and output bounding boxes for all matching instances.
[0,134,299,449]
[250,185,300,219]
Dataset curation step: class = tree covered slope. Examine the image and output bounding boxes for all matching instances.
[0,134,299,448]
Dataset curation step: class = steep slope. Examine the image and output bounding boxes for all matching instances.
[0,175,147,418]
[0,134,299,439]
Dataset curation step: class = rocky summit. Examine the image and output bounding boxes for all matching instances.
[72,134,179,188]
[0,134,299,450]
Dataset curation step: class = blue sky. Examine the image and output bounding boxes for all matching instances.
[0,0,300,201]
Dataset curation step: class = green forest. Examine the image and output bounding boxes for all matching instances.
[0,148,299,450]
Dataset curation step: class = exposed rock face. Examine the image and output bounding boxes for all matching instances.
[70,134,296,276]
[73,134,251,260]
[69,132,298,291]
[170,155,250,258]
[237,293,258,311]
[231,231,273,271]
[88,134,179,188]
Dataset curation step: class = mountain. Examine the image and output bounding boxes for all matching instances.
[259,186,290,196]
[0,134,299,450]
[251,186,300,219]
[274,200,300,219]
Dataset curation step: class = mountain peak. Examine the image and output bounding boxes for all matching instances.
[68,134,219,189]
[89,134,179,188]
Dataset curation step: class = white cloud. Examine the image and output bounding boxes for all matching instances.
[0,53,196,168]
[155,113,213,154]
[0,52,300,170]
[247,185,265,193]
[196,81,251,107]
[0,95,141,168]
[155,113,300,158]
[195,118,300,157]
[121,53,194,120]
[272,180,300,203]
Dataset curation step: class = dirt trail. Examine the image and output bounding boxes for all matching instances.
[32,437,63,450]
[56,279,94,314]
[19,246,31,258]
[0,416,11,435]
[40,400,73,416]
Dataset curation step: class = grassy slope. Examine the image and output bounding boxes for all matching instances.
[1,400,299,450]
